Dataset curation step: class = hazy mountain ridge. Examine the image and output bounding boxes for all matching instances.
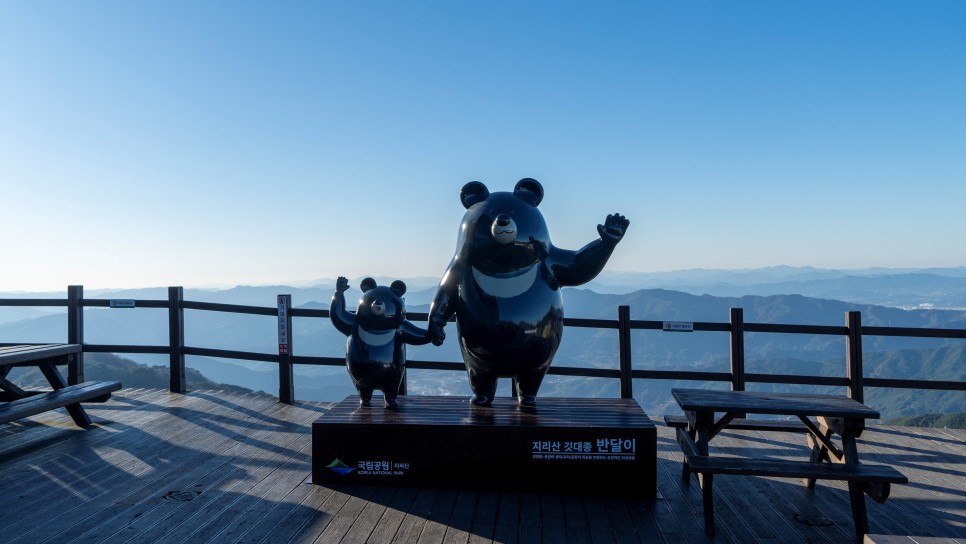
[588,268,966,309]
[8,352,271,397]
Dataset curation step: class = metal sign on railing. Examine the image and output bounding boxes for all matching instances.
[109,299,136,309]
[663,321,693,332]
[277,295,290,354]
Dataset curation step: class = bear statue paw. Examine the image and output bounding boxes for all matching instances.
[518,395,537,407]
[384,397,399,409]
[359,397,372,407]
[470,395,493,407]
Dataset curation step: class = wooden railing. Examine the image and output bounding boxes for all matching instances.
[2,285,965,404]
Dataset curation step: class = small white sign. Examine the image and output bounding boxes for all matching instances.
[109,299,136,309]
[663,321,693,332]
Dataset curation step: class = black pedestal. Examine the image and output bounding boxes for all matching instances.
[312,395,656,496]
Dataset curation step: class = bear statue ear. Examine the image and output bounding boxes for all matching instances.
[514,178,544,207]
[460,181,489,209]
[390,280,407,297]
[360,277,377,292]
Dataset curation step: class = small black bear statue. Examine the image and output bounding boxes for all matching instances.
[330,276,432,408]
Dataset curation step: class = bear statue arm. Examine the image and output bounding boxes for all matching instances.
[427,263,460,344]
[399,321,433,345]
[548,239,618,288]
[329,291,355,336]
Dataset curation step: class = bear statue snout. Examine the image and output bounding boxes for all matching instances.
[371,300,386,316]
[491,214,517,244]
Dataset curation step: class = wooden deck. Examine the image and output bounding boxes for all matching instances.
[1,388,963,543]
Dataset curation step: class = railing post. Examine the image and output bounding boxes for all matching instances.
[618,305,633,399]
[846,311,864,403]
[168,287,186,393]
[730,307,745,392]
[277,294,295,404]
[67,285,84,384]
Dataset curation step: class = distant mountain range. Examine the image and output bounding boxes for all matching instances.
[1,266,964,421]
[585,266,966,309]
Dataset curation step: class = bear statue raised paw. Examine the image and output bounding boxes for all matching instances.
[330,276,432,408]
[428,178,628,407]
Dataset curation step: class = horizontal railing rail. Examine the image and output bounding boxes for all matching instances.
[1,285,964,405]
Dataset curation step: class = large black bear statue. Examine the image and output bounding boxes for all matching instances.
[428,178,629,407]
[330,276,431,408]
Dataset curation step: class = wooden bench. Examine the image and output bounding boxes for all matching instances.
[0,381,121,424]
[664,414,807,433]
[676,426,907,499]
[864,536,964,544]
[0,344,121,427]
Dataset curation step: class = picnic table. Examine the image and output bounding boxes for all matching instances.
[669,388,907,542]
[0,344,121,427]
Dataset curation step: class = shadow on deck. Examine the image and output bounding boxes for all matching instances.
[0,389,963,543]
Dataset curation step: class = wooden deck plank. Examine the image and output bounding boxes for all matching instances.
[728,429,842,542]
[415,488,460,544]
[363,486,422,544]
[467,490,499,544]
[339,485,399,544]
[246,482,341,544]
[1,391,277,541]
[51,393,282,543]
[734,429,854,543]
[0,388,208,486]
[285,484,358,544]
[441,489,478,544]
[394,488,441,544]
[710,430,821,543]
[563,493,593,544]
[0,386,163,461]
[492,492,521,544]
[203,474,315,543]
[517,493,542,544]
[311,483,383,544]
[2,389,965,544]
[607,494,664,544]
[584,494,619,544]
[857,427,966,537]
[48,394,288,544]
[0,387,168,500]
[153,415,318,544]
[539,494,567,543]
[49,394,281,543]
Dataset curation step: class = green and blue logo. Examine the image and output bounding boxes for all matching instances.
[326,458,356,476]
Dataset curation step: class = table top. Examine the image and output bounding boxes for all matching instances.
[0,344,82,366]
[671,388,880,419]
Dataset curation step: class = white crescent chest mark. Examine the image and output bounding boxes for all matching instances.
[358,327,395,346]
[471,265,539,298]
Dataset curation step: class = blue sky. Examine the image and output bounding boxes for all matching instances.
[2,1,964,291]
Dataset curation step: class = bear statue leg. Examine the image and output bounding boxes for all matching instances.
[357,386,374,407]
[467,368,498,407]
[515,368,547,407]
[384,391,399,409]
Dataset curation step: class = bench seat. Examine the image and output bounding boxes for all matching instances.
[684,453,908,484]
[0,381,122,425]
[664,414,806,433]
